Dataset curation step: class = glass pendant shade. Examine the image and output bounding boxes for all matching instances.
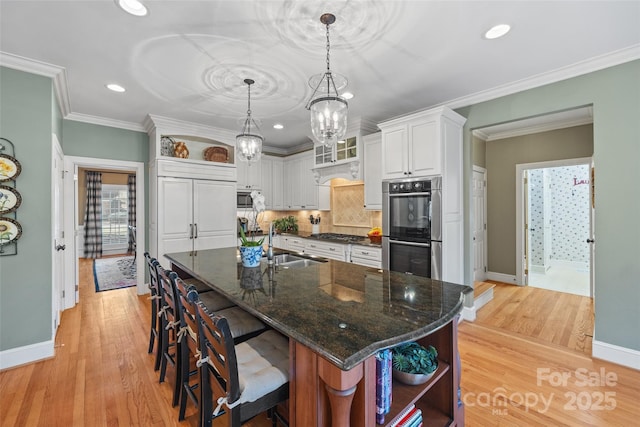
[306,13,348,147]
[309,93,348,146]
[236,79,263,164]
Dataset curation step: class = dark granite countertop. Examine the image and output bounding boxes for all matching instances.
[165,247,471,370]
[280,231,383,247]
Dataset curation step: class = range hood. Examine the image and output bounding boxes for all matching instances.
[312,160,361,184]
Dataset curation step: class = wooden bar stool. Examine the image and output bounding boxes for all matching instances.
[144,252,163,371]
[169,272,266,417]
[196,301,290,427]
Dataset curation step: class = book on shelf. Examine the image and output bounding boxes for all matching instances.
[401,408,422,427]
[375,349,393,424]
[389,404,415,427]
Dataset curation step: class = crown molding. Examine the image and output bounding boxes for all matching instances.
[443,44,640,111]
[0,51,71,117]
[66,112,146,132]
[472,106,593,141]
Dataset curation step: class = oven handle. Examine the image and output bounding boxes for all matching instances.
[389,192,431,197]
[388,239,431,248]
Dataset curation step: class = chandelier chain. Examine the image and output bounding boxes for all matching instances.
[325,22,331,73]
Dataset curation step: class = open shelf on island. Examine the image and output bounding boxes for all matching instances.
[380,360,451,426]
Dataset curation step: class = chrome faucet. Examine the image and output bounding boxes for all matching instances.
[267,221,274,264]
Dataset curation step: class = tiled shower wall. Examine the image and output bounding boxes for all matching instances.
[529,165,590,268]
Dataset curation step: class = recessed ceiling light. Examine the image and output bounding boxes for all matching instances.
[484,24,511,40]
[342,92,354,100]
[273,124,284,130]
[106,83,126,93]
[117,0,148,17]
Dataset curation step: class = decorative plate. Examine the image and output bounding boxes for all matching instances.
[0,154,21,182]
[0,217,22,245]
[0,185,22,214]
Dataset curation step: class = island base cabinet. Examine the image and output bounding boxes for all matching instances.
[289,318,462,427]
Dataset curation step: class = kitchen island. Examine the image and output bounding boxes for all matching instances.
[166,247,472,427]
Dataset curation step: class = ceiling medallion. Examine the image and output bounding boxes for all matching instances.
[305,13,348,147]
[236,79,263,164]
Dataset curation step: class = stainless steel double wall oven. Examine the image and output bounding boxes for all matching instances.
[382,176,442,279]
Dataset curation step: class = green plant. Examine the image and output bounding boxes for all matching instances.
[273,215,298,233]
[391,342,438,375]
[239,227,264,247]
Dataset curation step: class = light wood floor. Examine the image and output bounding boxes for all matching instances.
[474,281,594,355]
[1,264,638,426]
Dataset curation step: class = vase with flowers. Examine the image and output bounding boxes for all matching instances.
[239,190,266,267]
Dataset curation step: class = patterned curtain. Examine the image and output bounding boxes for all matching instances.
[84,171,102,258]
[127,174,136,253]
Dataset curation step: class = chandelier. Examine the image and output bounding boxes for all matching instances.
[306,13,348,147]
[236,78,263,164]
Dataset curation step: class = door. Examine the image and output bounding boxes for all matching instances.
[589,161,595,297]
[472,167,487,282]
[158,177,194,256]
[193,180,237,250]
[523,170,530,285]
[52,135,65,335]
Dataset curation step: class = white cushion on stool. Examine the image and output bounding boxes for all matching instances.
[218,307,265,339]
[235,330,290,404]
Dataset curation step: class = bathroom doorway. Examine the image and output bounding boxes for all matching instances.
[517,158,592,297]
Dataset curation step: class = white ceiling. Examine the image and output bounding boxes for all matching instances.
[1,1,639,152]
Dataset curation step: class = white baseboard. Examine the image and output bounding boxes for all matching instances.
[592,339,640,371]
[486,271,519,285]
[461,306,476,322]
[474,287,494,312]
[530,264,545,274]
[0,340,55,370]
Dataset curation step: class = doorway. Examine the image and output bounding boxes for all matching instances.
[516,158,592,297]
[472,166,487,282]
[62,156,145,309]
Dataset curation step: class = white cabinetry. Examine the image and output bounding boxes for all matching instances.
[146,115,239,267]
[379,106,467,284]
[350,245,382,268]
[284,151,330,210]
[378,107,464,180]
[236,159,262,190]
[304,239,348,262]
[261,155,284,210]
[362,132,382,210]
[158,177,237,255]
[313,136,358,167]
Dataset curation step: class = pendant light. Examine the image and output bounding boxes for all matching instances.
[236,79,263,164]
[306,13,348,147]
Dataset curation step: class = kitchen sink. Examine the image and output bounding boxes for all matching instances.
[264,252,327,269]
[272,253,306,264]
[278,259,321,269]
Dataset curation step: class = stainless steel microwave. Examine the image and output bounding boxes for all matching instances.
[237,191,253,208]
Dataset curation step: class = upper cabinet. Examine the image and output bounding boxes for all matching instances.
[261,155,284,210]
[284,151,330,211]
[378,107,466,180]
[236,160,262,190]
[314,136,358,167]
[311,118,378,184]
[362,132,382,210]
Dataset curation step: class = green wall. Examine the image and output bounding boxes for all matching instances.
[458,60,640,351]
[0,67,54,351]
[62,120,147,161]
[485,125,593,275]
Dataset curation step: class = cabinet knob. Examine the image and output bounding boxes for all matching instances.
[407,171,412,175]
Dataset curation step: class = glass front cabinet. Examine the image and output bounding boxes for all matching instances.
[314,136,358,166]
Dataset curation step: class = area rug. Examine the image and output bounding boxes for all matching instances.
[93,256,136,292]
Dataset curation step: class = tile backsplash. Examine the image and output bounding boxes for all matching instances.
[254,179,382,236]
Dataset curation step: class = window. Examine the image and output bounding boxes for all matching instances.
[102,184,128,248]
